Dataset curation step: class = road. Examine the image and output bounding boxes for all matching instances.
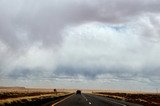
[52,93,142,106]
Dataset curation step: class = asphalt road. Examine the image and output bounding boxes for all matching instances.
[53,93,142,106]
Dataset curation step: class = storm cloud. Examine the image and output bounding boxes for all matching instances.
[0,0,160,91]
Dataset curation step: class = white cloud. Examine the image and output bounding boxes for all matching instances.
[0,0,160,91]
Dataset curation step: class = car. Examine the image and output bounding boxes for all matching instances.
[76,90,81,95]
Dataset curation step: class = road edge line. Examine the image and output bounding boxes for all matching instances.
[51,94,74,106]
[88,93,127,106]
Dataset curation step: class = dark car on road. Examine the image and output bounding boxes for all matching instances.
[76,90,81,95]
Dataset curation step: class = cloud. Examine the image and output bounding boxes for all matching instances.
[53,22,160,89]
[0,0,160,90]
[1,0,160,48]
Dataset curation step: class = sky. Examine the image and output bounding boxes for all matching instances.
[0,0,160,92]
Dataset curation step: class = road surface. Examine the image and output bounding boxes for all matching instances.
[52,93,142,106]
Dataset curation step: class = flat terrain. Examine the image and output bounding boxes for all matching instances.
[93,92,160,106]
[1,87,160,106]
[53,93,142,106]
[0,87,71,106]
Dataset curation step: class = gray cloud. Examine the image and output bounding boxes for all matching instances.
[1,0,160,90]
[8,68,32,79]
[54,66,105,80]
[54,65,139,80]
[1,0,160,48]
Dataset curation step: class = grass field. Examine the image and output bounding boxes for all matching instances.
[1,87,160,106]
[0,87,72,106]
[93,91,160,106]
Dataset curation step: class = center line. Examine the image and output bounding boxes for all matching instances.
[89,102,91,104]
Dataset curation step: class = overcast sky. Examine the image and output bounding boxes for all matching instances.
[0,0,160,92]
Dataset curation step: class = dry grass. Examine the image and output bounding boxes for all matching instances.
[0,87,56,99]
[0,87,71,105]
[0,93,69,105]
[93,92,160,106]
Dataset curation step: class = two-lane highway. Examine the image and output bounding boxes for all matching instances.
[52,93,142,106]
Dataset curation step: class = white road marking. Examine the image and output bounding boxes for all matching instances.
[106,99,127,106]
[88,94,127,106]
[82,94,87,100]
[82,94,92,105]
[51,94,74,106]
